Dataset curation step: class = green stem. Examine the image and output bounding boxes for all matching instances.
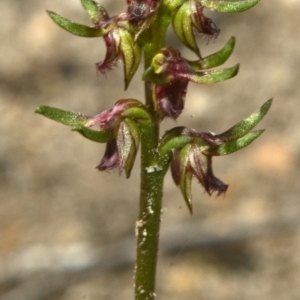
[134,4,171,299]
[134,132,165,299]
[134,62,164,300]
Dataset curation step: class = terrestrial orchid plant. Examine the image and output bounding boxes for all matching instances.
[36,0,271,299]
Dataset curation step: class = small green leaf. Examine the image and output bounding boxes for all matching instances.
[190,64,239,84]
[119,28,142,89]
[188,37,236,69]
[172,1,201,57]
[73,126,112,143]
[81,0,109,24]
[200,0,260,13]
[47,11,105,37]
[206,130,264,156]
[35,105,89,127]
[215,99,272,142]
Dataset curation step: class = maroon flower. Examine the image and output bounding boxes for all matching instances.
[93,15,141,88]
[143,47,238,119]
[47,3,142,89]
[87,99,147,177]
[172,0,220,56]
[171,142,228,213]
[159,99,273,213]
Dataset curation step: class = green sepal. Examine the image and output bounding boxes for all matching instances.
[80,0,109,24]
[160,135,194,158]
[142,51,174,85]
[121,106,152,125]
[200,0,260,13]
[175,144,193,214]
[126,119,141,164]
[188,37,236,70]
[125,119,141,150]
[119,28,142,90]
[133,11,158,42]
[35,105,89,127]
[142,66,170,85]
[117,119,140,178]
[190,64,239,84]
[172,1,201,57]
[182,170,193,214]
[165,0,186,11]
[159,127,206,160]
[205,130,264,156]
[72,126,112,143]
[215,99,272,142]
[35,105,112,143]
[47,11,105,37]
[159,127,192,158]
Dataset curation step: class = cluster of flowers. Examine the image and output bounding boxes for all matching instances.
[38,0,269,212]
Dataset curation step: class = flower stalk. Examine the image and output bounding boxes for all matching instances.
[35,0,271,299]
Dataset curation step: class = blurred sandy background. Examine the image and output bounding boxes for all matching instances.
[1,1,300,299]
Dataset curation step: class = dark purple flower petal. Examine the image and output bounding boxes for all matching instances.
[171,143,228,198]
[193,3,220,42]
[189,145,210,193]
[96,31,121,75]
[97,139,119,171]
[127,0,158,22]
[156,79,188,119]
[206,156,228,195]
[190,150,227,196]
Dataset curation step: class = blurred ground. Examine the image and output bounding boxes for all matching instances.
[1,1,300,299]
